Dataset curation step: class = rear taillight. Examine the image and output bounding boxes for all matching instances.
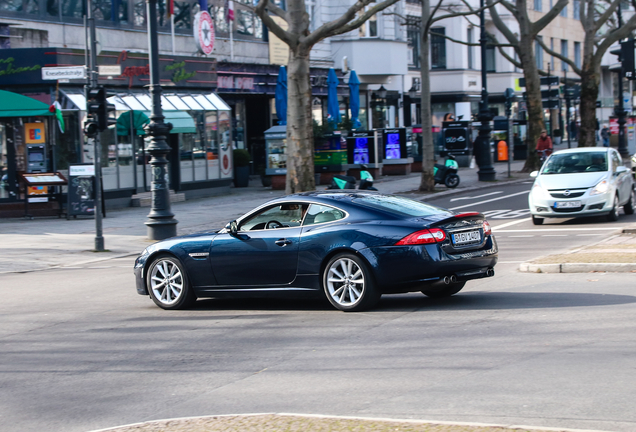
[483,220,492,236]
[395,228,446,245]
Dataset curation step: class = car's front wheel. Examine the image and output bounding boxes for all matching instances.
[422,281,466,298]
[323,253,379,312]
[624,188,635,215]
[607,195,620,221]
[147,255,196,310]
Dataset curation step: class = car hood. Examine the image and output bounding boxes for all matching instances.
[537,172,608,189]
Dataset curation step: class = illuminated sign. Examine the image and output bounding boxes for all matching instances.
[25,123,46,144]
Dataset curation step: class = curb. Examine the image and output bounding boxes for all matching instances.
[0,252,139,275]
[86,412,613,432]
[395,176,531,200]
[519,262,636,273]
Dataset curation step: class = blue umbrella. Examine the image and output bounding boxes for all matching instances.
[348,70,361,130]
[275,66,287,125]
[327,68,341,129]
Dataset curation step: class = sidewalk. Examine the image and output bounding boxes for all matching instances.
[1,152,634,275]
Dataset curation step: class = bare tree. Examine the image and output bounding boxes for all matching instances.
[417,0,502,191]
[488,0,568,171]
[255,0,400,193]
[535,0,636,148]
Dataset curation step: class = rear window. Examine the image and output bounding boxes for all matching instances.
[352,195,447,217]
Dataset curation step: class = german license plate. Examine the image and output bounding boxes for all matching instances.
[453,230,481,245]
[555,201,581,208]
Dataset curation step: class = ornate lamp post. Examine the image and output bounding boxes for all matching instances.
[144,0,177,240]
[615,3,628,159]
[474,0,496,181]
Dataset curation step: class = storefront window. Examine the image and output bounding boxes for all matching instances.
[92,0,113,21]
[133,0,145,25]
[180,132,194,183]
[0,0,25,12]
[47,0,59,17]
[174,0,192,29]
[62,0,86,18]
[25,0,39,13]
[54,113,81,171]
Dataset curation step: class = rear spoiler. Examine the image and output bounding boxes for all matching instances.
[430,211,485,228]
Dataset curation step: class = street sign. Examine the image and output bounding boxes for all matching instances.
[562,85,581,99]
[98,65,121,76]
[41,66,86,80]
[518,76,559,87]
[542,99,559,109]
[541,89,559,99]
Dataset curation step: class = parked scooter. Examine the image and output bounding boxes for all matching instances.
[434,154,460,188]
[327,165,378,191]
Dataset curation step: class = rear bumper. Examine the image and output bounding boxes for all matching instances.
[360,237,498,293]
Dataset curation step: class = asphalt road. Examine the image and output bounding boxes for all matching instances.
[1,186,636,432]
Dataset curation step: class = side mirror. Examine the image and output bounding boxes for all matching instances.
[530,171,538,178]
[616,166,628,174]
[225,220,238,235]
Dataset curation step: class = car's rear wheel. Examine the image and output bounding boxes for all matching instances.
[624,188,635,215]
[147,255,196,310]
[607,195,620,221]
[422,281,466,298]
[532,215,544,225]
[323,253,379,312]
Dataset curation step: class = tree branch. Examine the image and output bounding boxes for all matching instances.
[595,0,621,32]
[531,0,568,36]
[535,35,582,75]
[594,13,636,64]
[255,0,294,45]
[429,0,504,26]
[487,0,519,47]
[303,0,398,46]
[496,44,522,69]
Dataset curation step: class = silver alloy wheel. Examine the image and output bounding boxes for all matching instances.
[149,258,184,306]
[326,257,365,307]
[613,195,619,218]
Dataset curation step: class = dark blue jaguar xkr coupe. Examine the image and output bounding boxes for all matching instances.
[134,191,498,311]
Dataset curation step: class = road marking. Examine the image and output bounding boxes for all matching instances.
[509,235,534,237]
[449,190,530,210]
[497,261,525,263]
[450,191,503,202]
[483,209,532,219]
[542,234,567,237]
[495,227,620,232]
[576,233,605,236]
[492,218,531,231]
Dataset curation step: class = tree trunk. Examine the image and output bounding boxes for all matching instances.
[578,65,599,148]
[419,0,435,192]
[285,47,315,194]
[518,37,544,172]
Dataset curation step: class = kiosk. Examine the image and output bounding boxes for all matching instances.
[264,125,287,190]
[345,130,382,179]
[381,128,412,175]
[441,121,473,167]
[315,132,347,185]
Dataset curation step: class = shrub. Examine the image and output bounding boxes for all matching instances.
[233,149,251,167]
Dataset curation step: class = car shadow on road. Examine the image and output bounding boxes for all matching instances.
[377,291,636,311]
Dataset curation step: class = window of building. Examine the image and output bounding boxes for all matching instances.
[535,37,543,70]
[306,0,315,31]
[550,38,554,70]
[430,27,446,70]
[560,4,567,17]
[486,44,496,72]
[534,0,542,12]
[561,39,568,71]
[574,41,581,68]
[573,0,580,19]
[359,4,378,38]
[467,27,474,69]
[407,19,420,69]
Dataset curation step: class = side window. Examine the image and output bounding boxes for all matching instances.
[303,204,346,226]
[239,203,308,231]
[611,151,622,172]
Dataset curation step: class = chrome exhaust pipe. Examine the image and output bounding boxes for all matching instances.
[486,268,495,277]
[443,276,451,285]
[450,275,457,283]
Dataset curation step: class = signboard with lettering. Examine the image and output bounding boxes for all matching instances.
[67,164,96,217]
[41,66,86,80]
[269,16,290,65]
[25,123,46,144]
[346,131,377,164]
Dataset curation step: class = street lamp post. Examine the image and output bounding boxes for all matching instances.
[475,0,496,181]
[615,3,628,159]
[144,0,177,240]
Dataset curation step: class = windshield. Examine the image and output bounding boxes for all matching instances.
[352,195,447,217]
[541,152,608,174]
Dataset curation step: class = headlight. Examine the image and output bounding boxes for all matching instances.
[532,183,550,200]
[590,180,609,196]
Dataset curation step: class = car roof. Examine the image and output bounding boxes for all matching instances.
[552,147,611,156]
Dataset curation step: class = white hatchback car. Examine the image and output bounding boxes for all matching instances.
[529,147,635,225]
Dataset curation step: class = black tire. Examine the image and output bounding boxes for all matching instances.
[146,255,196,310]
[422,281,466,298]
[532,215,544,225]
[445,173,460,188]
[322,253,380,312]
[624,188,635,215]
[607,195,620,222]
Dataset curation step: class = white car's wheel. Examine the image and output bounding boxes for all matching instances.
[607,195,620,222]
[624,188,635,215]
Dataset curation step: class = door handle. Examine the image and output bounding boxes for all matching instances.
[275,238,292,247]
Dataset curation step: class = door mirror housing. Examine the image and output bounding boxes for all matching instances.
[616,165,628,174]
[530,171,538,178]
[225,220,238,235]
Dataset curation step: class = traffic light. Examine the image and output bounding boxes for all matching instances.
[83,116,99,138]
[86,86,117,131]
[610,38,635,80]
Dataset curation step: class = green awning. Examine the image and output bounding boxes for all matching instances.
[141,110,196,134]
[117,110,150,136]
[0,89,54,118]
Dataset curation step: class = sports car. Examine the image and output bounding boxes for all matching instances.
[134,191,498,312]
